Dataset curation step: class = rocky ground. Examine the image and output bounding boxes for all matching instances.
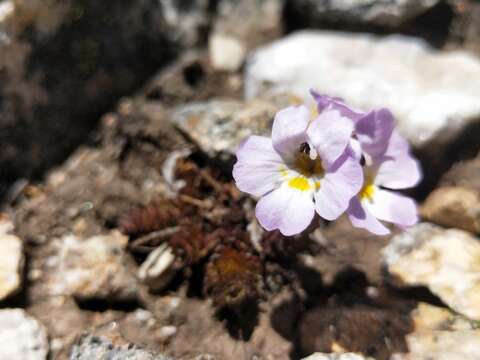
[1,0,480,359]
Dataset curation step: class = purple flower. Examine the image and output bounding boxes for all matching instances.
[311,90,395,159]
[346,130,422,235]
[310,90,422,235]
[233,105,363,236]
[310,89,363,120]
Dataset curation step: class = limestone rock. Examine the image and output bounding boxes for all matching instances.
[0,219,23,300]
[47,231,138,300]
[0,309,49,360]
[421,186,480,233]
[383,223,480,320]
[245,31,480,150]
[288,0,441,27]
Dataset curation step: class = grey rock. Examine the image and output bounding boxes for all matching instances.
[69,333,172,360]
[170,94,299,162]
[288,0,440,27]
[246,31,480,151]
[0,309,49,360]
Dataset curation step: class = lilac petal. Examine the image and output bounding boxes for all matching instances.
[255,182,315,236]
[375,130,422,189]
[355,108,395,159]
[347,197,390,235]
[306,109,354,167]
[309,89,363,120]
[272,105,310,161]
[233,135,285,197]
[364,189,418,228]
[314,152,363,221]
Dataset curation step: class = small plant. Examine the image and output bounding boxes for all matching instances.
[119,90,422,316]
[233,90,422,236]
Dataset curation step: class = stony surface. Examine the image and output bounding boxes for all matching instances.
[287,0,440,27]
[46,231,138,300]
[170,94,300,162]
[383,223,480,320]
[69,333,172,360]
[0,219,23,300]
[4,1,480,358]
[302,353,375,360]
[0,309,49,360]
[245,31,480,150]
[421,186,480,233]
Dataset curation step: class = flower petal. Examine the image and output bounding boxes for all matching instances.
[272,105,310,161]
[364,189,418,228]
[255,181,315,236]
[314,152,363,221]
[375,130,422,189]
[355,108,395,159]
[306,109,354,167]
[347,197,390,235]
[310,89,363,120]
[233,135,285,197]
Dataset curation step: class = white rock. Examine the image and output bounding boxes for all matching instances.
[0,309,49,360]
[302,353,374,360]
[209,33,246,71]
[383,223,480,320]
[48,231,138,300]
[245,31,480,149]
[0,220,23,300]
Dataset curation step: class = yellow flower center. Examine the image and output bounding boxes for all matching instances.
[288,177,311,191]
[360,182,375,201]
